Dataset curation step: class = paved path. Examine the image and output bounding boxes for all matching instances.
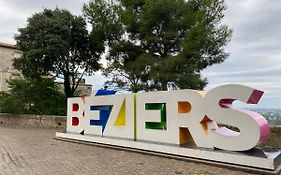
[0,126,259,175]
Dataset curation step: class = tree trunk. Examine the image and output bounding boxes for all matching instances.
[63,74,74,97]
[131,82,139,93]
[161,81,168,91]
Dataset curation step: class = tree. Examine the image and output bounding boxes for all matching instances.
[0,91,28,114]
[14,8,101,97]
[103,43,155,92]
[0,77,66,115]
[84,0,232,91]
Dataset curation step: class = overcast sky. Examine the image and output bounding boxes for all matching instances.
[0,0,280,109]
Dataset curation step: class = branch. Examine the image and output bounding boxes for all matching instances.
[73,68,87,92]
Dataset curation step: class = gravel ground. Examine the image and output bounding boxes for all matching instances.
[0,125,264,175]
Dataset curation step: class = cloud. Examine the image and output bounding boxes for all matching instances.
[85,71,107,90]
[1,0,85,16]
[224,0,281,42]
[0,0,87,44]
[205,65,281,77]
[202,0,281,109]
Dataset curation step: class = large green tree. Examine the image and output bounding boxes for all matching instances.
[14,8,101,97]
[84,0,232,91]
[103,43,154,92]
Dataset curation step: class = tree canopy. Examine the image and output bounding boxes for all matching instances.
[84,0,232,92]
[14,8,101,97]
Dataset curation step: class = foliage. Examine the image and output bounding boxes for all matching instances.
[84,0,232,91]
[0,91,28,114]
[0,77,66,115]
[14,8,101,97]
[103,49,156,92]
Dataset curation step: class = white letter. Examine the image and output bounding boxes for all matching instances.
[204,84,270,151]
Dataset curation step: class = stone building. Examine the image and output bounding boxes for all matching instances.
[57,79,93,96]
[0,42,21,91]
[0,42,92,96]
[73,79,93,96]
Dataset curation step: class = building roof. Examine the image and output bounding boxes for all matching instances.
[56,81,93,87]
[0,42,16,49]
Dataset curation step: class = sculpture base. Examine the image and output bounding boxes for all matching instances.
[55,132,281,174]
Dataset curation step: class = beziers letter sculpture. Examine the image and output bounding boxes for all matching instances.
[66,84,270,151]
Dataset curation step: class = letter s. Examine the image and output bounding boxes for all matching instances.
[204,84,270,151]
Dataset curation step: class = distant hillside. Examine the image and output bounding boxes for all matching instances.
[257,110,281,126]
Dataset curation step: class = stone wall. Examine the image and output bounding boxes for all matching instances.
[0,113,66,128]
[0,45,22,91]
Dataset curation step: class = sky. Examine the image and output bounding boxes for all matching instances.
[0,0,280,109]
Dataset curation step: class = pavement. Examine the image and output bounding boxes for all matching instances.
[0,125,259,175]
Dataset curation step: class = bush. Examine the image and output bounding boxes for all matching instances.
[0,77,66,115]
